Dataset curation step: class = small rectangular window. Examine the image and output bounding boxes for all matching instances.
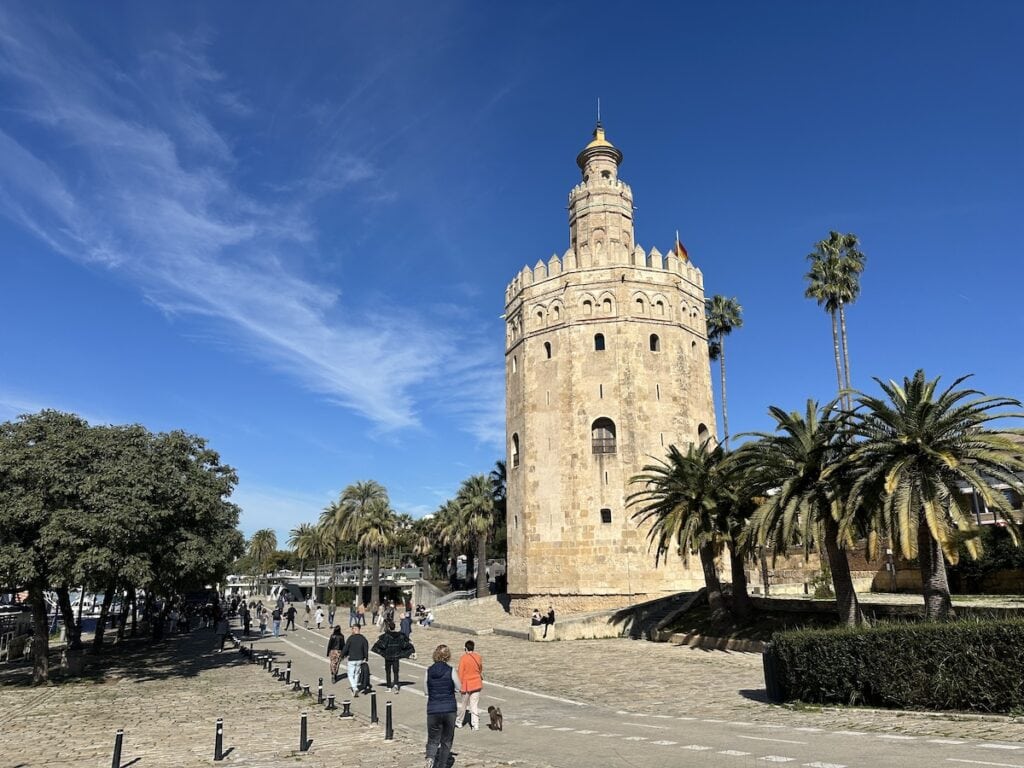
[600,508,612,524]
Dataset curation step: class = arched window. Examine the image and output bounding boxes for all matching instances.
[650,334,660,352]
[697,423,710,449]
[544,341,552,359]
[592,417,616,454]
[511,433,520,468]
[635,298,645,314]
[602,298,612,314]
[600,508,612,524]
[552,305,561,322]
[594,333,605,351]
[512,355,517,373]
[583,300,593,316]
[654,300,665,317]
[536,309,544,327]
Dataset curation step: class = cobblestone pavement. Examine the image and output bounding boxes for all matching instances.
[416,623,1024,743]
[0,629,541,768]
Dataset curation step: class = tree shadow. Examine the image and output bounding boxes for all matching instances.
[739,688,770,703]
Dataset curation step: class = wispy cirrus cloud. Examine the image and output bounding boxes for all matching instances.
[0,8,503,441]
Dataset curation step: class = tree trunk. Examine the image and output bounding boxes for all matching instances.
[838,301,853,392]
[56,585,82,651]
[822,516,863,626]
[918,515,953,621]
[465,549,475,593]
[718,337,729,449]
[829,310,845,405]
[130,589,138,637]
[476,535,489,596]
[728,542,753,620]
[28,582,50,684]
[313,557,319,604]
[759,546,771,596]
[370,550,381,608]
[698,543,725,614]
[92,582,117,652]
[116,587,134,643]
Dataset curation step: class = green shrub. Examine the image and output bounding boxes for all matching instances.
[768,618,1024,712]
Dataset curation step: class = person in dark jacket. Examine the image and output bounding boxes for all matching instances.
[371,619,416,693]
[400,612,413,638]
[341,624,370,696]
[285,604,297,631]
[424,644,461,768]
[326,626,345,683]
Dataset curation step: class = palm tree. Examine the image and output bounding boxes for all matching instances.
[248,528,277,596]
[356,499,398,608]
[844,371,1024,621]
[628,441,732,615]
[457,474,497,595]
[734,400,865,627]
[325,480,389,602]
[705,295,743,449]
[316,518,341,603]
[435,499,469,588]
[288,523,316,577]
[410,518,434,579]
[804,231,866,401]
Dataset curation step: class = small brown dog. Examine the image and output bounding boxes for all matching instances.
[487,705,503,731]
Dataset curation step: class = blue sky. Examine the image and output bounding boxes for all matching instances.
[2,3,1022,544]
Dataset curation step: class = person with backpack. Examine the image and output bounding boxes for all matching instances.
[272,606,282,637]
[424,644,460,768]
[326,626,345,683]
[341,624,370,697]
[372,619,416,693]
[455,640,484,730]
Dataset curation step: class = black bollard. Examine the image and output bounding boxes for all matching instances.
[285,667,291,684]
[286,660,292,675]
[249,643,254,661]
[370,691,378,724]
[214,718,224,761]
[326,693,336,711]
[299,711,309,752]
[340,699,353,718]
[111,729,124,768]
[384,701,394,740]
[272,667,280,678]
[317,677,323,705]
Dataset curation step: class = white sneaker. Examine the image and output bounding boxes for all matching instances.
[454,722,463,728]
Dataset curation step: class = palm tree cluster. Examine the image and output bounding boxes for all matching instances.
[646,231,1021,626]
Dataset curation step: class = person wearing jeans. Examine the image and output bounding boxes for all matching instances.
[424,644,460,768]
[455,640,483,730]
[341,624,369,696]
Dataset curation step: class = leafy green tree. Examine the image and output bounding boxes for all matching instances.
[457,474,497,595]
[735,400,865,626]
[804,231,866,401]
[705,295,743,449]
[844,371,1024,620]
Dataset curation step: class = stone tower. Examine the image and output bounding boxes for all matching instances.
[504,123,718,614]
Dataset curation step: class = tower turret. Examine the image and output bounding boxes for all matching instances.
[568,123,635,267]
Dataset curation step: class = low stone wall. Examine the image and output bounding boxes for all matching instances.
[507,592,664,618]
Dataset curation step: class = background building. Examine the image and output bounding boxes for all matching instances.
[504,124,718,613]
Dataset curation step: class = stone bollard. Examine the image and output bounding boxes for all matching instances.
[384,701,393,740]
[370,691,378,724]
[272,666,280,679]
[326,693,336,711]
[111,729,124,768]
[213,718,224,762]
[339,699,353,719]
[302,684,311,697]
[299,711,309,752]
[292,679,301,692]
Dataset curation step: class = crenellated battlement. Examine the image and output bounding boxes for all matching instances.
[567,176,633,203]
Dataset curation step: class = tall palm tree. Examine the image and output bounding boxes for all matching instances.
[248,528,277,596]
[435,499,469,588]
[457,474,497,595]
[705,295,743,449]
[734,400,865,627]
[804,231,866,401]
[628,441,732,615]
[844,371,1024,620]
[356,499,398,608]
[325,480,388,602]
[410,518,434,579]
[288,523,316,577]
[316,518,341,603]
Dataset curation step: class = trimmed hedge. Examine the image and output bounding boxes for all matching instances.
[767,618,1024,712]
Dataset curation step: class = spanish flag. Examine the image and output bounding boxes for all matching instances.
[674,230,689,262]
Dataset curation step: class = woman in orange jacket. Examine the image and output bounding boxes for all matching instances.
[455,640,483,730]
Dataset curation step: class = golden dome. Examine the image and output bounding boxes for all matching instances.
[576,122,623,169]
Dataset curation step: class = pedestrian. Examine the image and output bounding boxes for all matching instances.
[303,605,311,630]
[356,602,366,628]
[421,609,434,627]
[455,640,483,730]
[285,603,297,631]
[545,605,556,639]
[349,600,358,628]
[276,593,285,612]
[531,608,543,627]
[272,606,282,637]
[258,607,267,637]
[328,600,336,627]
[315,606,325,630]
[424,644,460,768]
[372,619,416,693]
[168,606,179,634]
[241,604,251,636]
[341,624,370,697]
[400,611,413,638]
[214,612,229,652]
[326,626,345,684]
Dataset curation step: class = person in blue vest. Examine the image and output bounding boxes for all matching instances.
[423,644,461,768]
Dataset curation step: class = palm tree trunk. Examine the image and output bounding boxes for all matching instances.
[838,301,853,392]
[822,516,863,626]
[698,542,726,614]
[829,310,845,404]
[918,515,953,621]
[370,550,381,608]
[719,337,729,450]
[476,535,488,596]
[727,541,753,620]
[28,582,50,684]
